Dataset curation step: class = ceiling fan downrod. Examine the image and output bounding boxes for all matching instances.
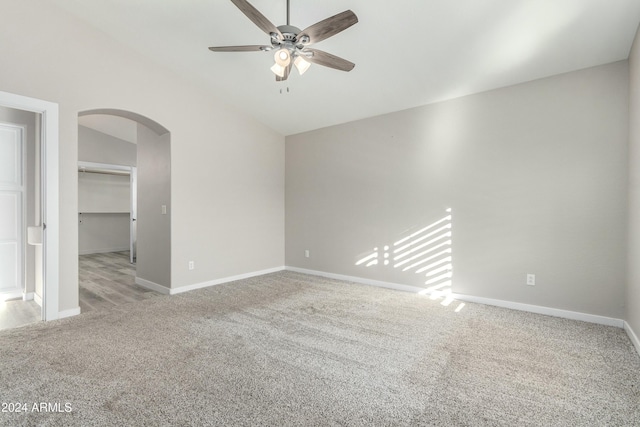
[286,0,290,26]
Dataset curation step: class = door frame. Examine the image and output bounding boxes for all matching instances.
[0,91,59,321]
[130,166,137,264]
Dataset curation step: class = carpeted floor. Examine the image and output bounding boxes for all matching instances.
[1,271,638,426]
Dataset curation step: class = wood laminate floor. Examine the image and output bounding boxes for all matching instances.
[0,299,41,331]
[79,251,159,313]
[0,251,157,331]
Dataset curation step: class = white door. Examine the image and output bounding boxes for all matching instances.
[0,123,24,298]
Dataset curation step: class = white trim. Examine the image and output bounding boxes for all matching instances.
[33,292,42,307]
[0,290,24,302]
[285,267,624,328]
[58,307,80,319]
[43,104,59,321]
[624,321,640,356]
[450,294,624,327]
[23,292,34,301]
[0,91,59,321]
[135,277,170,295]
[285,266,425,293]
[169,266,286,295]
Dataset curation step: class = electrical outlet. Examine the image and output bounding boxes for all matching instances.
[161,205,167,215]
[526,274,535,286]
[304,250,310,258]
[188,261,195,270]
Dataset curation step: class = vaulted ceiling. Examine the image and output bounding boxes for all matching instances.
[52,0,640,135]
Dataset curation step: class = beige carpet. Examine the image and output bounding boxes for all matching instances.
[1,271,638,426]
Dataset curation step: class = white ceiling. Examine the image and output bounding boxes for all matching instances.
[51,0,640,136]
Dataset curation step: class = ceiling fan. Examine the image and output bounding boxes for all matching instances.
[209,0,358,81]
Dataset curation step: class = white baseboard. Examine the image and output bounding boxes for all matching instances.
[452,293,624,328]
[23,292,34,301]
[135,277,170,295]
[624,321,640,356]
[33,293,42,307]
[285,266,426,294]
[1,289,24,302]
[169,266,286,295]
[58,307,81,319]
[284,266,625,328]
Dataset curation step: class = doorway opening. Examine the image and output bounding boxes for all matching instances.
[0,91,59,329]
[77,109,171,313]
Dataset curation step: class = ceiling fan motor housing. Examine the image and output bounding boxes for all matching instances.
[273,25,306,59]
[277,25,301,40]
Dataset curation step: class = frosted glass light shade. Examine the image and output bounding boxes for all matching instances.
[271,63,285,77]
[274,49,291,67]
[294,56,311,75]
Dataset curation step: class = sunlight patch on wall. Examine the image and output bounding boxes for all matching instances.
[355,208,463,311]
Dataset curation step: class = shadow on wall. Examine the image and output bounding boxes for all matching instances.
[355,208,463,311]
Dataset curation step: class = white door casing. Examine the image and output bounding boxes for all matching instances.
[0,91,59,321]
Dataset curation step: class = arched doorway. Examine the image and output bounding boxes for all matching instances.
[77,109,171,313]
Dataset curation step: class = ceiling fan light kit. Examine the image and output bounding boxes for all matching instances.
[274,48,291,67]
[294,55,311,75]
[209,0,358,81]
[270,62,286,78]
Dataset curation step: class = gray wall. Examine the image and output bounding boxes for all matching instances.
[78,172,131,255]
[0,0,284,313]
[136,124,170,289]
[286,61,629,319]
[628,26,640,336]
[78,125,135,256]
[78,172,131,213]
[78,125,136,166]
[78,213,130,255]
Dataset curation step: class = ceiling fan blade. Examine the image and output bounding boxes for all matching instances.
[230,0,283,40]
[304,48,355,72]
[276,62,294,81]
[209,45,270,52]
[297,10,358,45]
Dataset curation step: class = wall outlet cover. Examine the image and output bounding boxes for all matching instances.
[526,274,535,286]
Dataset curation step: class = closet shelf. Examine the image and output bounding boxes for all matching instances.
[79,211,131,214]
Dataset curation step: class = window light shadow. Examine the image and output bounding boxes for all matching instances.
[355,208,463,312]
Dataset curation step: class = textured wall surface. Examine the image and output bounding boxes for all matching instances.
[287,62,629,318]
